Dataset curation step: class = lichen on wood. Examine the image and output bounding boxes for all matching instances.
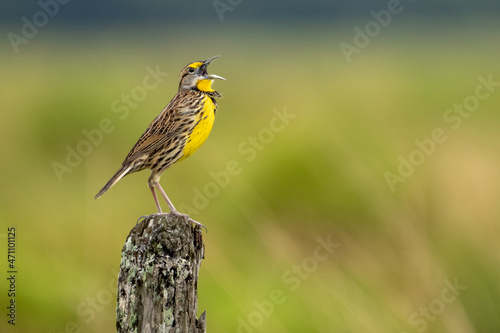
[116,213,206,333]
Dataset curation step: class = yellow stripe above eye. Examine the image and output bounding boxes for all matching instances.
[189,62,203,69]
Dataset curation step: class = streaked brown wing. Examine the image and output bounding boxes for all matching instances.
[122,92,194,165]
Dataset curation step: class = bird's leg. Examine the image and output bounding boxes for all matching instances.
[154,182,207,231]
[154,182,177,213]
[150,184,163,213]
[136,186,165,224]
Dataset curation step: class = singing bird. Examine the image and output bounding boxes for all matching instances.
[95,56,225,227]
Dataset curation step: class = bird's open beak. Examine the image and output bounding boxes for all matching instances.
[201,56,226,80]
[203,55,220,64]
[205,74,226,80]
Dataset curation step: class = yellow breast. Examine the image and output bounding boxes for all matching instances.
[179,95,216,161]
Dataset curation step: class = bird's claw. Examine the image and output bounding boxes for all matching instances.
[175,212,207,232]
[136,215,149,224]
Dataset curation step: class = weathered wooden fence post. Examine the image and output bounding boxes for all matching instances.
[116,213,206,333]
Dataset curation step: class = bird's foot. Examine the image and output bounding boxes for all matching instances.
[182,214,208,232]
[143,212,207,232]
[136,215,149,224]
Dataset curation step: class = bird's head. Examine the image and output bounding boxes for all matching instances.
[179,56,225,92]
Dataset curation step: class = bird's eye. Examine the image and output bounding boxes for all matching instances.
[188,67,195,74]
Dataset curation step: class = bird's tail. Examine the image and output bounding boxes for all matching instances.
[94,164,133,199]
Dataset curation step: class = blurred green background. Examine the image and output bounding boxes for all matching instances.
[1,1,500,332]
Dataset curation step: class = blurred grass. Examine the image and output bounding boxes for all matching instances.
[1,20,500,333]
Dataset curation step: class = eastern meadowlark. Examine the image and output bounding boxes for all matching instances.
[95,56,225,227]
